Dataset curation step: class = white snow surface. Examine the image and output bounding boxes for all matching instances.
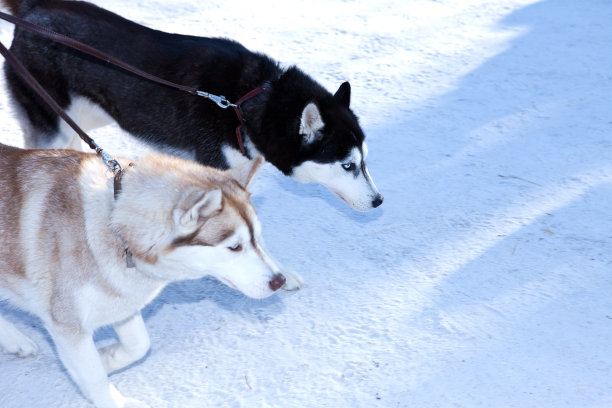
[1,0,612,407]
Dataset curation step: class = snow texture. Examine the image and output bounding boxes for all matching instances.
[1,0,612,407]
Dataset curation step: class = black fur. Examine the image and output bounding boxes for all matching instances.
[2,0,366,174]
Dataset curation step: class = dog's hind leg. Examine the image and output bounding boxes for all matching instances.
[59,96,115,151]
[0,314,38,357]
[4,66,67,149]
[49,324,150,408]
[99,313,151,374]
[5,67,113,150]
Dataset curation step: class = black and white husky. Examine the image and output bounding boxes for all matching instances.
[1,0,383,211]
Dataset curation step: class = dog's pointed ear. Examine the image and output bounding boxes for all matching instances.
[226,156,264,189]
[300,102,325,145]
[176,189,223,232]
[334,81,351,108]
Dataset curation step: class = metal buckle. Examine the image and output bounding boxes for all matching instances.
[196,90,236,109]
[95,146,122,174]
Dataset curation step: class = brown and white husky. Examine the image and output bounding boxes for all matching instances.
[0,144,298,407]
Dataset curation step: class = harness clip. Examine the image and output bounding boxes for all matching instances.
[196,90,236,109]
[95,147,122,174]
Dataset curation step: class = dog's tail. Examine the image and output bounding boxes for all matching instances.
[0,0,50,16]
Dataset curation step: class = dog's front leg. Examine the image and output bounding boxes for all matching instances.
[49,325,149,408]
[100,313,151,374]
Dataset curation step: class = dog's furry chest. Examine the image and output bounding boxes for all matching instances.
[69,280,164,330]
[7,274,162,332]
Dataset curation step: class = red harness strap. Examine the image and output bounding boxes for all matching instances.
[232,87,266,155]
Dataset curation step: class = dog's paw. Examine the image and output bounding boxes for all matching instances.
[100,342,148,374]
[0,329,38,357]
[121,398,151,408]
[282,268,305,291]
[109,384,150,408]
[100,343,123,373]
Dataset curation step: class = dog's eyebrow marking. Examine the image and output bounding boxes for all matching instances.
[172,228,235,249]
[194,229,234,247]
[225,195,255,248]
[171,228,202,248]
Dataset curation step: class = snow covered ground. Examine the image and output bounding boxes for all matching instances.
[1,0,612,407]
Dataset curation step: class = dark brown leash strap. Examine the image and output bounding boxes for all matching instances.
[0,39,92,148]
[0,10,263,155]
[0,11,241,109]
[0,10,200,97]
[0,35,136,266]
[0,39,120,172]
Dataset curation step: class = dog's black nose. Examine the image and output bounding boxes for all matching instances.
[372,194,384,208]
[269,273,286,291]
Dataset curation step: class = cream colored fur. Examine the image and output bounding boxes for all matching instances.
[0,144,300,408]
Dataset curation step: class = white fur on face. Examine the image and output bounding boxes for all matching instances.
[211,242,281,299]
[156,223,280,299]
[292,142,380,211]
[210,221,282,299]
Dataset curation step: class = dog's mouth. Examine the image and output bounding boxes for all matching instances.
[332,190,367,210]
[332,190,349,204]
[331,189,379,212]
[218,277,238,290]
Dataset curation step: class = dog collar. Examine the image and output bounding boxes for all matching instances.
[232,86,267,155]
[113,163,136,269]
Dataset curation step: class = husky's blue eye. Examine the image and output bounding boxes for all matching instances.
[228,244,242,252]
[342,162,356,171]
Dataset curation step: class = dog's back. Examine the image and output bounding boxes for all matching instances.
[0,145,87,278]
[0,144,28,284]
[1,0,37,15]
[0,144,98,315]
[2,0,272,160]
